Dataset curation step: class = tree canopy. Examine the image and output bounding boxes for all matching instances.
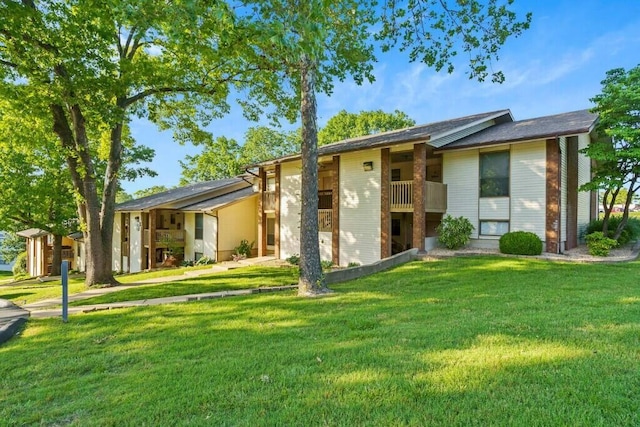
[581,64,640,239]
[318,110,416,146]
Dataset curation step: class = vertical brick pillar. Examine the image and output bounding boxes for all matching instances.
[148,209,156,269]
[274,165,281,259]
[257,167,267,257]
[546,138,561,253]
[413,143,427,251]
[381,148,391,258]
[331,156,340,266]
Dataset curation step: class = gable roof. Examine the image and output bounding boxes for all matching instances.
[16,228,50,239]
[438,109,598,151]
[116,177,251,212]
[255,109,513,166]
[178,187,257,212]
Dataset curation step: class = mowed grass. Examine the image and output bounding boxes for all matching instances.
[1,256,639,425]
[0,270,13,285]
[70,266,299,306]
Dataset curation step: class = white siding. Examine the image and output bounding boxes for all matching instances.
[511,141,546,238]
[130,211,142,273]
[577,133,592,240]
[559,137,568,245]
[319,231,332,262]
[184,213,196,261]
[443,150,479,238]
[112,212,122,272]
[339,150,381,266]
[217,196,258,261]
[479,198,510,220]
[280,162,302,259]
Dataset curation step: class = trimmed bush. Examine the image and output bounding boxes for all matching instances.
[585,232,618,257]
[12,251,27,277]
[436,215,474,250]
[499,231,543,255]
[585,216,640,246]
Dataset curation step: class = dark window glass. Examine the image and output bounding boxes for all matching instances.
[195,213,204,239]
[480,151,509,197]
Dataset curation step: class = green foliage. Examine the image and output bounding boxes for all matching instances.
[286,254,300,266]
[318,109,415,146]
[0,232,25,264]
[585,216,640,246]
[585,232,618,257]
[133,186,171,199]
[195,256,215,266]
[499,231,543,256]
[320,260,334,271]
[347,262,360,268]
[180,260,195,267]
[12,251,27,277]
[232,240,254,261]
[436,215,474,249]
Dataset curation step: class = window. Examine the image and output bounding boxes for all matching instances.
[391,169,401,181]
[195,213,204,239]
[480,221,509,236]
[480,151,509,197]
[195,252,203,261]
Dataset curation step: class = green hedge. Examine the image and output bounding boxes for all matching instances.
[499,231,543,255]
[585,217,640,246]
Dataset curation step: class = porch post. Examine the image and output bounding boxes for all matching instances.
[331,155,340,265]
[274,165,281,259]
[148,209,156,269]
[381,148,391,258]
[413,143,427,251]
[546,138,561,253]
[257,167,267,257]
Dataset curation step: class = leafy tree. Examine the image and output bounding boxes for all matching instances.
[318,110,415,146]
[245,0,530,295]
[179,127,299,184]
[116,190,133,204]
[133,186,171,199]
[0,1,289,285]
[0,232,25,264]
[581,65,640,240]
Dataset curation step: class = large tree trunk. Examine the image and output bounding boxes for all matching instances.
[298,56,328,296]
[50,234,62,276]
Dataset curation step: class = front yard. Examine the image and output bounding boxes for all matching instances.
[0,256,638,425]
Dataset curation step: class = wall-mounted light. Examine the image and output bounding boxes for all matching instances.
[363,161,373,172]
[134,216,141,231]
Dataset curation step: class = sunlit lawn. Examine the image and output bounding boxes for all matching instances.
[1,256,639,425]
[0,270,13,285]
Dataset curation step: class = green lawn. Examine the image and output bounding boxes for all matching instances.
[0,270,13,285]
[1,256,639,425]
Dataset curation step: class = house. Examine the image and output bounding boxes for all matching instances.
[16,228,80,277]
[253,109,599,266]
[114,177,258,273]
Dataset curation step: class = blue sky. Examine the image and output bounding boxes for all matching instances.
[123,0,640,194]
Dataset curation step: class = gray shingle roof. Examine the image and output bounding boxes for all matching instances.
[178,187,256,211]
[438,109,598,151]
[116,177,248,211]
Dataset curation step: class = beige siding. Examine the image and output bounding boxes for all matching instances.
[203,214,217,260]
[112,212,122,272]
[443,150,479,238]
[339,150,381,266]
[217,196,258,261]
[183,213,196,261]
[510,141,546,238]
[280,161,302,259]
[577,133,592,240]
[479,198,510,220]
[319,231,332,262]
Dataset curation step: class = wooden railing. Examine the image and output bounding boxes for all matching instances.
[263,191,276,211]
[144,229,185,246]
[46,249,74,263]
[318,209,332,232]
[390,180,447,213]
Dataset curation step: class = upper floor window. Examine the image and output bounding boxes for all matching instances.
[480,151,510,197]
[195,213,204,240]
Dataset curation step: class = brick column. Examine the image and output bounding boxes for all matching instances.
[546,138,561,253]
[257,167,267,257]
[274,165,281,259]
[381,148,391,258]
[413,143,426,251]
[148,209,156,269]
[332,156,340,266]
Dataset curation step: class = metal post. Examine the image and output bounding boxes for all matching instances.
[61,260,68,323]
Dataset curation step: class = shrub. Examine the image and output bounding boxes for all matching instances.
[181,260,195,267]
[320,260,334,271]
[286,254,300,265]
[585,232,618,257]
[232,239,254,260]
[195,256,214,265]
[436,215,474,250]
[12,251,27,277]
[347,262,360,268]
[499,231,543,255]
[585,216,640,246]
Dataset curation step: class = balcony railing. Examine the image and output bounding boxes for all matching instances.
[144,229,185,247]
[263,191,276,212]
[318,209,332,232]
[46,249,74,263]
[390,180,447,213]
